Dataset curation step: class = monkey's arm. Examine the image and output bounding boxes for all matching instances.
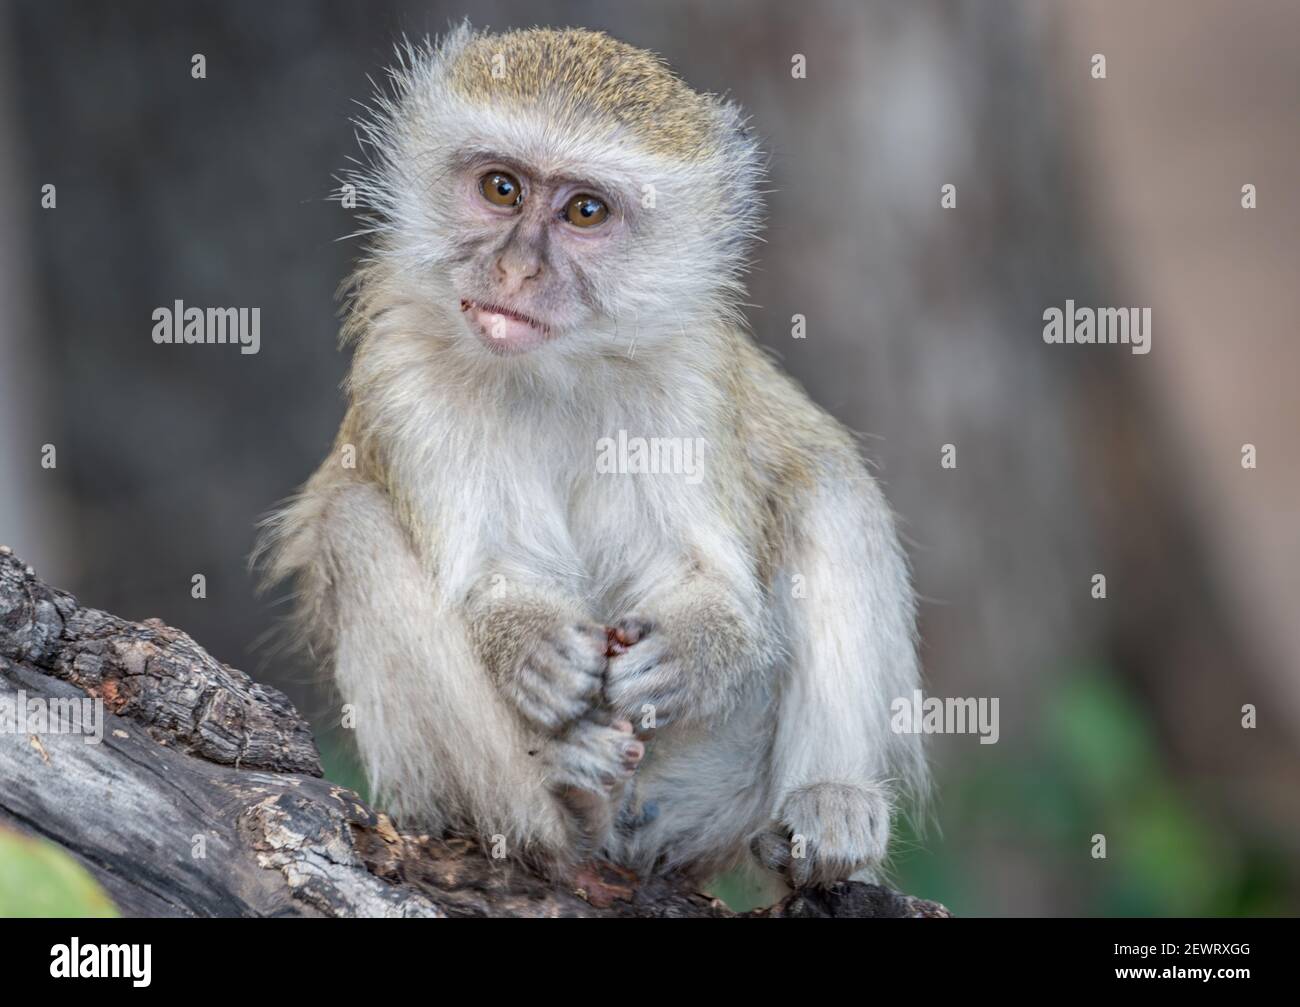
[758,474,926,886]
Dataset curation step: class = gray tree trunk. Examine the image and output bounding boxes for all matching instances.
[0,546,948,918]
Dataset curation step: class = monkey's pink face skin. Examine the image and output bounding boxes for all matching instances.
[448,155,628,355]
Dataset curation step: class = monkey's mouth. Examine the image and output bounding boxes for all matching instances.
[460,299,552,354]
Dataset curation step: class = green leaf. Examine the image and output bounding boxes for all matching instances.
[0,826,118,918]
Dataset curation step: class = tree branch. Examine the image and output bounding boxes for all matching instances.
[0,547,949,918]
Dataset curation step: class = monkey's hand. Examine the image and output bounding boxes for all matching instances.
[604,582,772,730]
[465,580,609,733]
[602,617,693,732]
[751,782,892,888]
[501,619,609,734]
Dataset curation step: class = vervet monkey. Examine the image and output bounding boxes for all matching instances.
[260,24,926,890]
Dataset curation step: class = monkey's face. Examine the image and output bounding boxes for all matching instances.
[360,31,764,364]
[443,153,633,356]
[396,130,760,362]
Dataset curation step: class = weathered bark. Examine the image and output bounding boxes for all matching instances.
[0,547,949,918]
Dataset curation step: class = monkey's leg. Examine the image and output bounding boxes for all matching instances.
[756,480,926,887]
[318,482,624,863]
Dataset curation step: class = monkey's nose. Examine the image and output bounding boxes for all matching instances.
[494,255,542,292]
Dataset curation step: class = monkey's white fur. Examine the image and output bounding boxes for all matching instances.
[260,25,926,889]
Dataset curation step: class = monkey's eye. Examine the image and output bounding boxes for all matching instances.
[479,171,523,208]
[563,194,608,228]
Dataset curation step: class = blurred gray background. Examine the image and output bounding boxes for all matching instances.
[1,0,1296,915]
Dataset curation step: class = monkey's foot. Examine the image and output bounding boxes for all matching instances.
[754,781,892,888]
[550,718,644,793]
[550,719,646,852]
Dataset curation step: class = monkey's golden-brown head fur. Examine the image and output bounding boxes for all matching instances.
[345,23,764,367]
[446,29,718,158]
